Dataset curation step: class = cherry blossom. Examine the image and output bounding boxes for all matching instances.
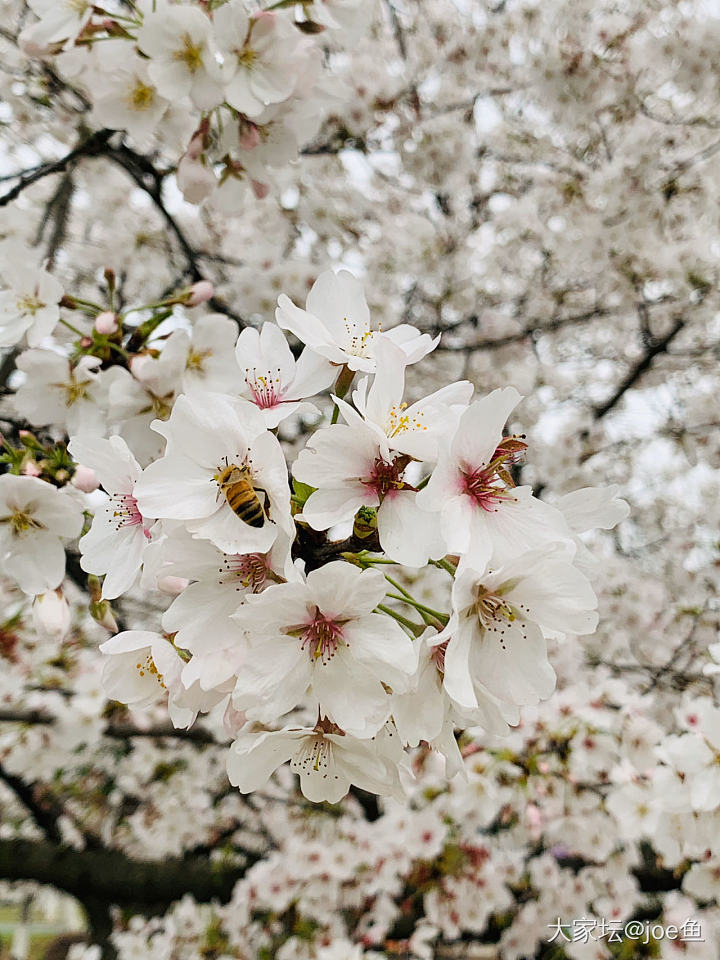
[234,322,336,427]
[276,269,439,373]
[417,388,574,572]
[137,4,224,111]
[0,254,64,348]
[227,722,407,803]
[0,474,83,595]
[67,435,153,600]
[437,549,598,710]
[216,5,308,117]
[134,392,292,555]
[231,562,416,737]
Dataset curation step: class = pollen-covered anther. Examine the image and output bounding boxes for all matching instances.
[221,552,268,592]
[136,652,166,688]
[387,402,428,436]
[363,453,415,500]
[291,733,339,778]
[244,366,282,409]
[344,317,374,357]
[473,586,525,650]
[295,608,345,664]
[110,493,150,538]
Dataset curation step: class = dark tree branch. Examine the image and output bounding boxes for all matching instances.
[0,763,63,844]
[0,837,249,908]
[0,709,220,744]
[0,128,113,207]
[593,317,685,418]
[104,141,245,326]
[434,305,614,352]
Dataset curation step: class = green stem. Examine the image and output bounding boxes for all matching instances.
[355,554,397,566]
[432,558,457,576]
[416,474,432,491]
[59,317,86,338]
[386,592,449,625]
[330,364,354,424]
[70,296,104,310]
[106,341,129,360]
[376,604,424,637]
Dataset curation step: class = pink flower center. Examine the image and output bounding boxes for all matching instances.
[219,552,269,592]
[244,366,283,410]
[363,454,413,500]
[111,493,151,540]
[461,436,527,512]
[298,608,345,664]
[431,639,448,672]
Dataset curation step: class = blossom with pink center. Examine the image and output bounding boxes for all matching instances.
[231,561,416,737]
[67,435,155,600]
[234,322,336,428]
[150,527,295,692]
[292,413,446,567]
[227,721,407,803]
[434,547,598,711]
[416,387,574,573]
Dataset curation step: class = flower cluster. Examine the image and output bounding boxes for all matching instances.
[19,0,366,208]
[0,262,627,802]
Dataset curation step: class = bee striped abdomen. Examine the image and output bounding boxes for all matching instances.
[215,464,265,528]
[227,483,265,527]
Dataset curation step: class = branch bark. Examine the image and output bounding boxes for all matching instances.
[0,129,113,207]
[593,317,685,418]
[0,709,220,744]
[0,837,248,908]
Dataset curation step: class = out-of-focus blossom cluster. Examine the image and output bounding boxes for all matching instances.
[18,0,368,208]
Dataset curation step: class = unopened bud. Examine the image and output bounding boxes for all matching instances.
[90,598,118,633]
[238,122,260,151]
[94,311,119,335]
[33,589,72,641]
[20,460,42,477]
[157,576,190,596]
[186,280,214,306]
[251,179,270,200]
[72,464,99,493]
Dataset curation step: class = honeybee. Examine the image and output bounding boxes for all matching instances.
[215,463,266,528]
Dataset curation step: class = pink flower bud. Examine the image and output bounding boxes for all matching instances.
[186,131,206,161]
[20,461,42,477]
[72,464,100,493]
[186,280,214,306]
[157,576,190,596]
[94,311,118,335]
[33,590,72,641]
[238,123,260,151]
[251,179,270,200]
